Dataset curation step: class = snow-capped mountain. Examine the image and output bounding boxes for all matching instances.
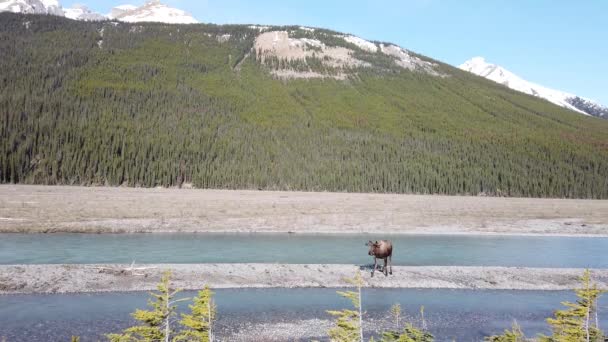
[460,57,607,119]
[0,0,63,16]
[0,0,198,24]
[109,0,198,24]
[64,4,104,21]
[109,4,137,19]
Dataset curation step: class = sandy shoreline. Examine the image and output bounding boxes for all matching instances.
[1,264,607,294]
[1,185,607,235]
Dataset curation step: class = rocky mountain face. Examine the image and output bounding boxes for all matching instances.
[253,29,440,80]
[566,97,607,119]
[460,57,607,119]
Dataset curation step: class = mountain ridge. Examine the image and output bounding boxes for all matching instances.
[460,57,607,119]
[4,0,604,117]
[0,0,198,23]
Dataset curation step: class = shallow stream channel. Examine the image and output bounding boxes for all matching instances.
[2,233,608,267]
[0,288,606,341]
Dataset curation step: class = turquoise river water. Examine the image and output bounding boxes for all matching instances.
[1,233,607,267]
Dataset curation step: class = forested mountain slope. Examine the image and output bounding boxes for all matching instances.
[1,13,607,198]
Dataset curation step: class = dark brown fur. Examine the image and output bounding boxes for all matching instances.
[366,240,393,277]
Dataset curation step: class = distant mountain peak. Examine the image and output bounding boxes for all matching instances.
[64,4,105,21]
[109,1,198,24]
[1,0,198,24]
[460,57,607,119]
[0,0,63,15]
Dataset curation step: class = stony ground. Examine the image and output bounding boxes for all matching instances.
[1,185,607,235]
[1,264,606,294]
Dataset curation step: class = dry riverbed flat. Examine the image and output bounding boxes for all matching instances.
[1,264,607,294]
[1,185,607,235]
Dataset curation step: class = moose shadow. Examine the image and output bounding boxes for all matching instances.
[359,264,390,276]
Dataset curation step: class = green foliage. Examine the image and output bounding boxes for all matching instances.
[380,304,433,342]
[485,322,527,342]
[71,337,81,342]
[390,304,402,330]
[107,271,182,342]
[327,272,364,342]
[380,324,434,342]
[174,286,216,342]
[1,13,608,198]
[540,270,605,342]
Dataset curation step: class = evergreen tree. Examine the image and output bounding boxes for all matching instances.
[379,324,434,342]
[174,286,216,342]
[539,269,605,342]
[485,322,527,342]
[107,271,187,342]
[327,272,365,342]
[390,304,401,331]
[380,304,433,342]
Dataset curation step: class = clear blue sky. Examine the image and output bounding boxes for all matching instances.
[79,0,608,105]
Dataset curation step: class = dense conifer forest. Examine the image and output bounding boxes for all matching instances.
[1,13,607,198]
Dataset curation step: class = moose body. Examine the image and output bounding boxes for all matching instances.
[366,240,393,277]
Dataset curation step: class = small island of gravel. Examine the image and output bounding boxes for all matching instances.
[1,264,607,295]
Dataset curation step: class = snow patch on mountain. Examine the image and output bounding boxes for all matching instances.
[460,57,607,118]
[39,0,61,14]
[108,4,136,18]
[343,35,377,52]
[248,25,270,32]
[64,4,104,21]
[110,0,197,24]
[380,43,439,74]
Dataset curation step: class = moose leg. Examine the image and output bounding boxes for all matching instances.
[383,258,388,276]
[371,257,377,277]
[389,255,393,275]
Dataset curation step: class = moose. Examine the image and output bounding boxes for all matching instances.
[366,240,393,277]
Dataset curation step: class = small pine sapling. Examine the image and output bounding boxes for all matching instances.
[484,321,527,342]
[327,271,365,342]
[175,286,216,342]
[379,305,433,342]
[540,269,605,342]
[107,271,188,342]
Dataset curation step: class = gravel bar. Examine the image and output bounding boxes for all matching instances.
[1,264,607,294]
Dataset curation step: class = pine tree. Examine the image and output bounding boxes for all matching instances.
[540,269,605,342]
[174,286,216,342]
[390,304,401,331]
[380,305,433,342]
[485,322,527,342]
[327,271,365,342]
[379,324,434,342]
[107,271,187,342]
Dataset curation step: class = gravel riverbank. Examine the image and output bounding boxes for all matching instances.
[1,264,607,294]
[1,185,607,235]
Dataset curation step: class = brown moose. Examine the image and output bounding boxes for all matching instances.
[366,240,393,277]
